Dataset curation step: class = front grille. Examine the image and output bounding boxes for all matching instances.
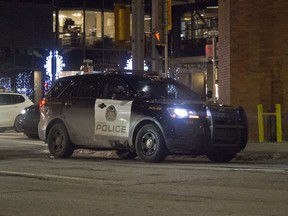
[213,128,241,144]
[210,107,240,125]
[208,106,247,145]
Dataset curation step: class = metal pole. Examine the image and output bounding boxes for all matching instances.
[212,34,217,102]
[101,0,104,70]
[54,0,59,47]
[152,0,160,74]
[132,0,144,71]
[208,30,218,102]
[83,0,86,59]
[52,0,59,83]
[164,0,169,77]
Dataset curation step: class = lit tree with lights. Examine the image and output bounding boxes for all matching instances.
[16,71,33,98]
[44,50,65,93]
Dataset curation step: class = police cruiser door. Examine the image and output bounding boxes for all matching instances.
[95,77,133,142]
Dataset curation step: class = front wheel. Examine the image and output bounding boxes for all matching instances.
[47,123,74,158]
[206,152,236,163]
[135,124,168,163]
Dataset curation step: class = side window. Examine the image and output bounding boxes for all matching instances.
[14,95,25,104]
[77,76,101,98]
[101,77,130,100]
[58,79,79,99]
[0,94,11,105]
[47,78,77,99]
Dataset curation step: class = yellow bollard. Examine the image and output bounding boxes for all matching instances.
[257,104,282,143]
[276,104,282,142]
[257,104,264,142]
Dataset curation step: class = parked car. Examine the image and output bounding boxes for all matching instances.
[20,104,40,138]
[38,72,248,163]
[0,92,33,132]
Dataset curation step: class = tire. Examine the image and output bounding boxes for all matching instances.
[135,124,168,163]
[116,150,137,160]
[0,128,6,133]
[14,115,23,132]
[25,133,39,139]
[47,123,74,158]
[206,152,236,163]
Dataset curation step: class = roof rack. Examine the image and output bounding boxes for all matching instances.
[104,69,159,76]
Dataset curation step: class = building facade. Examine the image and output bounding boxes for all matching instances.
[218,0,288,141]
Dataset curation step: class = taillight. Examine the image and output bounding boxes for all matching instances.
[39,99,46,109]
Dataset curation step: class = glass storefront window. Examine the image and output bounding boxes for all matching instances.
[104,12,115,39]
[56,10,84,47]
[55,10,116,48]
[180,9,218,41]
[85,11,102,47]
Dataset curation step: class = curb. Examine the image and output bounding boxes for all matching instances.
[236,151,288,162]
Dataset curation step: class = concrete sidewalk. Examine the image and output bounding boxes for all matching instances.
[245,142,288,152]
[237,142,288,161]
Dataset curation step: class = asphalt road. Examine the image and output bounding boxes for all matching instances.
[0,132,288,216]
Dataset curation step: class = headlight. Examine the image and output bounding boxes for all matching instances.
[167,108,199,119]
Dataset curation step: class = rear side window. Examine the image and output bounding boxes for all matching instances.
[13,95,25,103]
[47,77,78,99]
[0,94,25,105]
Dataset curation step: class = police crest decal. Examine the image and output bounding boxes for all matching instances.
[105,105,117,121]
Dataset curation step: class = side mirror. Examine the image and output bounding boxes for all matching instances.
[207,91,213,99]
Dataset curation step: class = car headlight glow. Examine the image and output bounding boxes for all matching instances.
[167,108,199,119]
[21,109,26,114]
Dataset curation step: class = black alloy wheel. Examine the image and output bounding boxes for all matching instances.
[135,124,168,163]
[47,123,74,158]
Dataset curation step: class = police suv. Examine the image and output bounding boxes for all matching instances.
[38,72,248,163]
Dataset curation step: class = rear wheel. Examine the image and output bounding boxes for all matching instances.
[47,123,74,158]
[116,150,137,159]
[206,152,236,163]
[135,124,168,163]
[14,115,23,132]
[25,133,39,139]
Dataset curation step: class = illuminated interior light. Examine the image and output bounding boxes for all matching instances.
[72,13,82,17]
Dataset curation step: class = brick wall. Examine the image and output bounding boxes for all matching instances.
[219,0,288,141]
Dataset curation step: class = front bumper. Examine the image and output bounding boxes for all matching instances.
[164,106,248,155]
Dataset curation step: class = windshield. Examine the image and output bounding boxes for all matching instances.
[124,75,202,101]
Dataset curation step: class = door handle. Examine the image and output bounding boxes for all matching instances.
[98,103,107,109]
